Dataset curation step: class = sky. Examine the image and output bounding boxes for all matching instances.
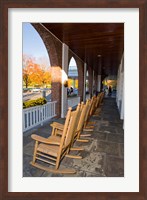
[22,23,77,70]
[69,57,77,70]
[22,23,51,67]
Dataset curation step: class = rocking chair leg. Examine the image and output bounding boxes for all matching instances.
[83,128,93,132]
[80,134,91,137]
[32,141,38,164]
[70,147,84,151]
[76,139,89,143]
[65,154,82,159]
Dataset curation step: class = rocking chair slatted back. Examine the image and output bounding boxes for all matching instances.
[64,104,81,148]
[89,96,97,116]
[95,95,100,108]
[84,99,93,127]
[76,100,89,132]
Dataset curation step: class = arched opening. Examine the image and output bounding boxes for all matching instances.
[22,23,52,101]
[67,57,78,96]
[102,75,117,97]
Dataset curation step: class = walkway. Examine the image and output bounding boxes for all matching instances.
[23,97,124,177]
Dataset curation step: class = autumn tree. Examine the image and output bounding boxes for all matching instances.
[23,65,34,88]
[23,68,31,88]
[37,66,51,88]
[23,55,51,88]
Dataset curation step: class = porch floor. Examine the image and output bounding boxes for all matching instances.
[23,97,124,177]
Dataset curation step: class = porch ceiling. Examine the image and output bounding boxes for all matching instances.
[42,23,124,76]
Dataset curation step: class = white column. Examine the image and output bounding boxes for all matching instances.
[83,63,87,102]
[61,43,69,118]
[116,54,124,120]
[120,56,124,120]
[121,91,124,119]
[116,64,121,107]
[97,75,101,92]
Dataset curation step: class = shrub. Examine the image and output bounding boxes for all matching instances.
[23,98,47,109]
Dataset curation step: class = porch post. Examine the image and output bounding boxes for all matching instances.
[61,43,69,118]
[97,75,101,92]
[97,55,102,92]
[116,53,124,120]
[83,62,87,102]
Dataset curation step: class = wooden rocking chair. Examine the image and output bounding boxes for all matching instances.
[50,103,88,150]
[92,95,101,116]
[83,97,97,131]
[99,92,105,105]
[30,106,81,174]
[84,93,103,126]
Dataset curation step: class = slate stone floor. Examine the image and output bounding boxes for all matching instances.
[23,97,124,177]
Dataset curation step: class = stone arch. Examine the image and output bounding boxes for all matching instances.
[68,56,78,93]
[31,23,61,66]
[31,23,62,117]
[68,51,84,101]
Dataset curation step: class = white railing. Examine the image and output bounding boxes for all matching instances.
[68,96,80,108]
[23,101,57,132]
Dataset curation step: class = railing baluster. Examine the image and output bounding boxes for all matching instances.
[51,104,53,116]
[49,103,51,117]
[26,111,28,129]
[23,101,57,132]
[32,110,35,125]
[30,110,32,127]
[47,104,49,118]
[54,102,55,116]
[24,112,26,130]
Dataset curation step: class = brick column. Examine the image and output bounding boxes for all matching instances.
[77,60,84,102]
[32,23,62,117]
[51,66,62,117]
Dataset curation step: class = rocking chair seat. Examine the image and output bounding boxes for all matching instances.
[31,134,61,145]
[47,135,62,145]
[37,143,59,157]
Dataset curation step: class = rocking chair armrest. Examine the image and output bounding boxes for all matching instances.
[31,134,60,145]
[52,121,64,125]
[50,122,64,130]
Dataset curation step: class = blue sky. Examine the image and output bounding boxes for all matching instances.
[22,23,51,67]
[22,23,77,69]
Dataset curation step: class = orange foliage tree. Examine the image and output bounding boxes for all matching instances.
[23,62,35,88]
[35,66,51,88]
[23,56,51,88]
